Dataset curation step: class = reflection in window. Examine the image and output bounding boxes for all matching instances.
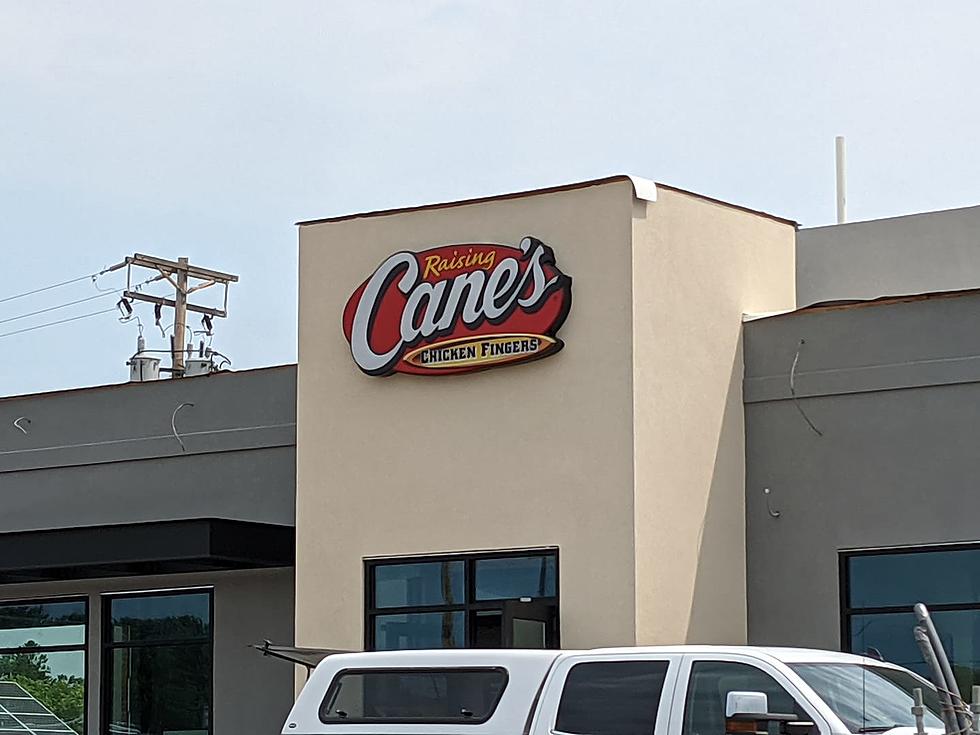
[0,599,87,734]
[845,547,980,697]
[849,549,980,608]
[109,592,210,643]
[373,612,465,651]
[474,556,556,601]
[682,661,804,735]
[374,562,464,609]
[104,590,212,735]
[319,668,507,723]
[790,663,945,733]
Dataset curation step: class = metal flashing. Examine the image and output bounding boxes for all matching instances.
[296,175,656,226]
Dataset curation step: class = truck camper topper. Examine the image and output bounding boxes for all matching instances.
[282,646,948,735]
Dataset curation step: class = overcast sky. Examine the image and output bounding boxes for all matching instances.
[2,1,979,396]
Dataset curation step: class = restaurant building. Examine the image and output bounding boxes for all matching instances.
[4,177,980,734]
[294,175,797,653]
[294,180,980,691]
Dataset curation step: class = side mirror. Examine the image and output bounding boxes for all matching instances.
[727,691,770,717]
[725,692,816,735]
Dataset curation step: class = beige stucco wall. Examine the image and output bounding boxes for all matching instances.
[296,180,639,654]
[631,188,796,645]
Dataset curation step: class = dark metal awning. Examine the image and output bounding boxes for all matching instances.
[0,518,294,584]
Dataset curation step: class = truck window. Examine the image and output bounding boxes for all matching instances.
[682,661,807,735]
[555,660,670,735]
[319,667,507,724]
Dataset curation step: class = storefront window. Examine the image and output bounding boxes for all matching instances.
[0,598,87,735]
[372,612,465,650]
[474,556,556,601]
[843,546,980,696]
[366,550,559,650]
[374,561,465,609]
[103,590,212,735]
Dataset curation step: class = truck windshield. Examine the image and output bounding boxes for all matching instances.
[790,664,945,733]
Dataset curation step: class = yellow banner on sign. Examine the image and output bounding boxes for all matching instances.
[404,333,557,370]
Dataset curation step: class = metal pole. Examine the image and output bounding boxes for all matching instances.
[836,136,847,224]
[915,625,957,734]
[913,687,927,735]
[916,603,967,732]
[970,686,980,735]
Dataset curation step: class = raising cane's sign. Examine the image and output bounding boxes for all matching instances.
[342,237,572,376]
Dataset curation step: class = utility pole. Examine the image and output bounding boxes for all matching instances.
[173,257,189,374]
[121,254,238,377]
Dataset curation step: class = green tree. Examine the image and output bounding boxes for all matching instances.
[0,643,83,734]
[15,674,85,734]
[0,642,51,679]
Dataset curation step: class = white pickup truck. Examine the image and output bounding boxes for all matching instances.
[282,646,945,735]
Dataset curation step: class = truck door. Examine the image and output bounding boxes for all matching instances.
[668,655,831,735]
[531,652,682,735]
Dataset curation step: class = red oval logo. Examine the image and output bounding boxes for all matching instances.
[342,237,572,376]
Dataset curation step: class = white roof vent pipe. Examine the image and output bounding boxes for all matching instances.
[836,135,847,224]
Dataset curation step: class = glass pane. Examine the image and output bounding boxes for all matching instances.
[107,643,210,735]
[556,661,669,735]
[682,661,805,735]
[850,609,980,696]
[372,612,464,651]
[0,601,86,649]
[0,650,85,733]
[790,663,945,732]
[109,592,210,643]
[474,556,556,601]
[373,562,464,608]
[512,619,546,648]
[472,611,502,649]
[849,612,921,672]
[848,549,980,608]
[319,668,507,723]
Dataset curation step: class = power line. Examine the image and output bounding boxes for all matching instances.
[0,275,160,327]
[0,289,116,326]
[0,307,118,340]
[0,266,119,306]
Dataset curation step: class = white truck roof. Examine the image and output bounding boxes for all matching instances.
[581,645,888,666]
[283,645,900,735]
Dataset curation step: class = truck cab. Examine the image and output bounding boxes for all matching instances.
[283,646,946,735]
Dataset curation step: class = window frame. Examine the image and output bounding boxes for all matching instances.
[100,587,214,735]
[0,594,89,735]
[840,543,980,654]
[317,665,509,725]
[364,549,559,650]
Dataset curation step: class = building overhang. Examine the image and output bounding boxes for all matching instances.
[0,518,294,584]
